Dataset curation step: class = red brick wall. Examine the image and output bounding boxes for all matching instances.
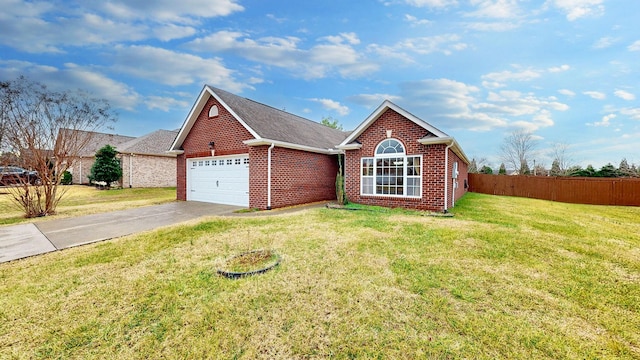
[344,108,467,211]
[176,96,254,200]
[249,146,338,210]
[448,148,469,208]
[177,94,339,208]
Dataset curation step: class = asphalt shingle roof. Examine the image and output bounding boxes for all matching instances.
[210,86,349,150]
[59,129,136,157]
[117,129,178,156]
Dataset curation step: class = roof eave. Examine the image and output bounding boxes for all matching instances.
[418,137,470,164]
[335,143,363,150]
[243,138,340,155]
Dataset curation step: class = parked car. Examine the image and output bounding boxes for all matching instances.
[0,166,41,185]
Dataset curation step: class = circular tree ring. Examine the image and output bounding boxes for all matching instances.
[217,249,281,279]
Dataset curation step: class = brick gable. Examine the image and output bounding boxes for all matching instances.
[344,108,466,211]
[176,96,254,200]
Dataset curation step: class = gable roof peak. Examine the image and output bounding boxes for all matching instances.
[338,100,449,148]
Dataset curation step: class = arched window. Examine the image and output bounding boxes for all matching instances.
[376,139,405,154]
[208,105,219,118]
[361,139,421,197]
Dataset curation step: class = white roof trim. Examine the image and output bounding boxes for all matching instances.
[169,85,260,152]
[335,143,362,150]
[418,136,470,164]
[338,100,449,147]
[244,138,341,155]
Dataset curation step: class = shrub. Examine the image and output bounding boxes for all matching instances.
[61,171,72,185]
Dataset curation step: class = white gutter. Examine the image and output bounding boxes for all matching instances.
[243,138,340,155]
[444,141,454,212]
[267,143,275,210]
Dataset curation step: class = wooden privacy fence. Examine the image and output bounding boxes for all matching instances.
[468,173,640,206]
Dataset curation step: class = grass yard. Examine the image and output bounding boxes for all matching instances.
[1,193,639,359]
[0,186,176,226]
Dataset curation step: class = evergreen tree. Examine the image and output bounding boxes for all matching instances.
[550,159,562,176]
[89,145,122,188]
[597,163,618,178]
[480,165,493,174]
[498,163,507,175]
[584,165,597,177]
[521,161,531,175]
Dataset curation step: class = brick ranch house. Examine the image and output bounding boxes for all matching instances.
[169,85,469,211]
[63,129,178,187]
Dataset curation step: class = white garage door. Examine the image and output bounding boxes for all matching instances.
[187,155,249,206]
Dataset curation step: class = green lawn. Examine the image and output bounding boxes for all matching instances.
[1,193,638,359]
[0,186,176,226]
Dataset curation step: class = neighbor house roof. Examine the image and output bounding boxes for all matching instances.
[170,85,349,154]
[61,128,178,158]
[117,129,178,157]
[337,100,469,164]
[60,129,136,157]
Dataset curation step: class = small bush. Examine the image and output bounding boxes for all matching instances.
[61,171,73,185]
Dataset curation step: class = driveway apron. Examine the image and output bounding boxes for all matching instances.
[0,201,241,263]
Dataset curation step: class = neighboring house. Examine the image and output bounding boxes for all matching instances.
[117,129,178,188]
[169,85,469,211]
[64,129,178,187]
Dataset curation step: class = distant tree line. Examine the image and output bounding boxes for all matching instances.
[470,158,640,178]
[468,130,639,178]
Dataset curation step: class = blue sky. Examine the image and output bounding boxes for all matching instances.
[1,0,638,169]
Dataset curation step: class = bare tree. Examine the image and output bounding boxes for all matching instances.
[550,142,574,176]
[500,130,538,174]
[0,76,116,217]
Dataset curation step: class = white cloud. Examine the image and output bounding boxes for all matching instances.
[0,10,148,53]
[0,60,141,110]
[628,40,640,51]
[309,98,350,116]
[583,91,606,100]
[153,24,197,41]
[111,45,247,92]
[620,108,640,120]
[548,64,570,72]
[405,14,431,26]
[546,0,605,21]
[187,31,378,79]
[614,89,636,101]
[587,113,615,127]
[347,93,403,107]
[465,0,520,19]
[370,34,467,60]
[404,0,458,8]
[558,89,575,96]
[397,78,569,132]
[592,37,619,49]
[100,0,243,23]
[465,21,519,32]
[145,96,190,112]
[0,0,242,53]
[481,68,541,86]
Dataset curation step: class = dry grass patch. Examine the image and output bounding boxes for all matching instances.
[1,193,639,359]
[0,186,176,226]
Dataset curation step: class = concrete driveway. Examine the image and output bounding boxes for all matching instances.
[0,201,241,263]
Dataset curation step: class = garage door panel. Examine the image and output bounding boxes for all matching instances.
[187,156,249,207]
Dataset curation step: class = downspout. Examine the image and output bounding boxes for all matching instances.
[267,143,275,210]
[443,141,454,212]
[129,153,133,188]
[79,157,82,185]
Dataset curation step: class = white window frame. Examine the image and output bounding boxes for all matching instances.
[360,139,422,198]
